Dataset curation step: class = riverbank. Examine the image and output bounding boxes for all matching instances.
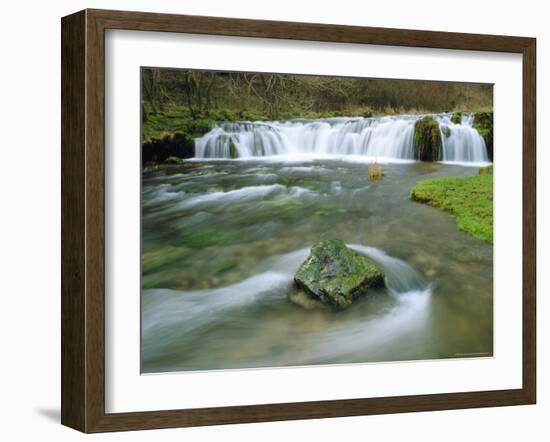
[410,166,493,243]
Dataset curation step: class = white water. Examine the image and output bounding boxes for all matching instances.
[436,114,489,163]
[195,114,489,163]
[142,245,433,370]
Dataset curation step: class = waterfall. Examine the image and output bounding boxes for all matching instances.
[194,113,489,163]
[435,114,489,163]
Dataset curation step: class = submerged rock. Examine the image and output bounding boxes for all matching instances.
[413,116,442,161]
[293,240,385,309]
[164,156,183,164]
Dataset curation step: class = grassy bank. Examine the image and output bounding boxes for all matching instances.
[410,168,493,243]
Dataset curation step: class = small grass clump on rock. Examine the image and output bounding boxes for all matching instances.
[368,162,384,181]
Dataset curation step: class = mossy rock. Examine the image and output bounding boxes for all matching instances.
[164,156,183,164]
[294,239,385,309]
[413,116,442,161]
[473,111,493,161]
[451,112,462,124]
[142,132,195,165]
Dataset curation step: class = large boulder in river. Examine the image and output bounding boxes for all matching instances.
[413,116,442,161]
[294,240,385,309]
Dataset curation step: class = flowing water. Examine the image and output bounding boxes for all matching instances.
[141,115,493,373]
[195,113,488,163]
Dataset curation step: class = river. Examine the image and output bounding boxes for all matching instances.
[141,114,493,373]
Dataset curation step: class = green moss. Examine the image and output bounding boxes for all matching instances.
[413,116,442,161]
[237,110,268,121]
[294,239,385,309]
[451,112,462,124]
[164,156,183,164]
[141,109,216,143]
[410,174,493,243]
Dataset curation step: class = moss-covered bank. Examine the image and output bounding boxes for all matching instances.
[410,170,493,243]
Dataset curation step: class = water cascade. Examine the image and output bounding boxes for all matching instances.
[435,114,489,163]
[194,113,489,163]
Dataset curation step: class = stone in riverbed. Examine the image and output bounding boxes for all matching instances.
[293,240,385,309]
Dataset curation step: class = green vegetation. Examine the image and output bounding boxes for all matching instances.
[413,116,442,161]
[142,69,493,122]
[410,173,493,243]
[142,109,215,143]
[294,240,385,309]
[451,112,462,124]
[164,156,183,164]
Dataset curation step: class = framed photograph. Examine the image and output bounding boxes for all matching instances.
[61,9,536,433]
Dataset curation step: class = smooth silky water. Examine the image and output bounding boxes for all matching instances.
[141,114,493,373]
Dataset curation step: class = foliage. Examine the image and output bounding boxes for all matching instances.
[164,156,183,164]
[142,109,214,143]
[410,174,493,243]
[141,68,493,123]
[451,112,462,124]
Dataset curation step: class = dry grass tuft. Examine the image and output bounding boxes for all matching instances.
[368,162,384,181]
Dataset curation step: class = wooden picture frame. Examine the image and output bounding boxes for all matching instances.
[61,8,536,433]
